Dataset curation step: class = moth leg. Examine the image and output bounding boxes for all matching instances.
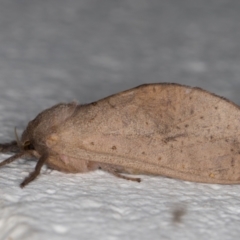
[0,141,20,153]
[20,153,48,188]
[111,171,141,182]
[99,164,141,182]
[0,152,27,167]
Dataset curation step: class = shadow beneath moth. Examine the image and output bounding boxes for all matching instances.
[1,83,240,188]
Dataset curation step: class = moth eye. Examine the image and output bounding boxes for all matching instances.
[23,140,35,151]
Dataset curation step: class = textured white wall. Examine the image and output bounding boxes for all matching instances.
[0,1,240,239]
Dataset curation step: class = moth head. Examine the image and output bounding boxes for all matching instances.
[22,140,35,151]
[13,127,35,153]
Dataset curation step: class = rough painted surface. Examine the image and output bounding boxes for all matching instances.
[0,1,240,239]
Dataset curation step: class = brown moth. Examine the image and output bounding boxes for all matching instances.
[1,83,240,188]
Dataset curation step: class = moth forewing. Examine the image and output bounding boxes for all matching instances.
[49,84,240,184]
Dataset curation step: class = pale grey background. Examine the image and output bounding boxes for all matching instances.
[0,1,240,239]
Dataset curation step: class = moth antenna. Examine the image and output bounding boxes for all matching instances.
[0,141,19,153]
[14,127,22,148]
[0,152,27,168]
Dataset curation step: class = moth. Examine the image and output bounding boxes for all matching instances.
[1,83,240,188]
